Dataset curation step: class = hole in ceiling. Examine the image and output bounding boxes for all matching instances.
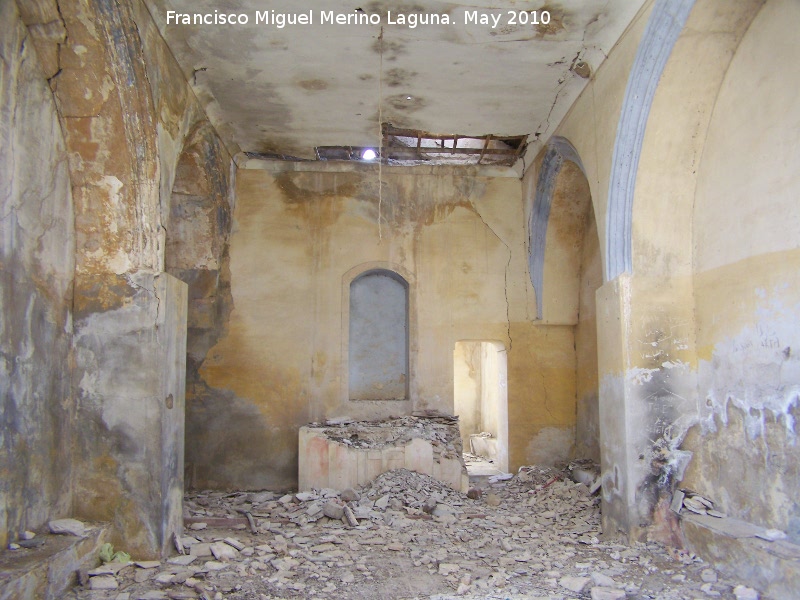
[313,125,528,166]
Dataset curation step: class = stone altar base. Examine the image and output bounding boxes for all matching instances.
[299,415,469,493]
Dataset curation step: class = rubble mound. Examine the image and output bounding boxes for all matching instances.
[64,463,761,600]
[316,414,462,452]
[359,468,476,511]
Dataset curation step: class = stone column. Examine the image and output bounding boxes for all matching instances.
[597,273,696,544]
[72,272,187,559]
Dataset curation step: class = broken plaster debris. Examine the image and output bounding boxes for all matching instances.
[672,488,729,519]
[313,413,461,454]
[58,465,763,600]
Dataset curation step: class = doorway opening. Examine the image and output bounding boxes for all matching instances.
[453,341,509,479]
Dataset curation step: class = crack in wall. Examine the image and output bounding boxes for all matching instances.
[534,74,571,141]
[539,369,555,420]
[469,202,513,351]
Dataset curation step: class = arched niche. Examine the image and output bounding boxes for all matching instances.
[348,269,410,401]
[528,137,602,460]
[528,136,591,322]
[165,121,233,371]
[529,137,596,325]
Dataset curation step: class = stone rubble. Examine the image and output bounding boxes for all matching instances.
[672,489,727,519]
[63,465,760,600]
[312,414,463,454]
[49,518,90,537]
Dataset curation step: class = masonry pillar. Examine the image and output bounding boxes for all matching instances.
[597,273,697,544]
[72,272,187,559]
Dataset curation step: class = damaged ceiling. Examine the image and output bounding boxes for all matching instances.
[143,0,647,164]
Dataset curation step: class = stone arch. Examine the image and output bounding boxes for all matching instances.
[20,0,181,558]
[529,136,588,319]
[31,0,162,307]
[605,0,696,281]
[529,138,602,460]
[165,120,234,372]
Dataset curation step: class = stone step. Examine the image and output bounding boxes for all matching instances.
[0,522,109,600]
[683,512,800,599]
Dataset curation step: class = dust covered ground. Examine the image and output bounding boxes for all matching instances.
[65,465,759,600]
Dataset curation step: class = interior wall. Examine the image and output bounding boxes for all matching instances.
[196,164,578,489]
[0,1,75,548]
[685,0,800,540]
[575,209,602,461]
[454,341,482,451]
[14,0,233,557]
[480,341,509,472]
[550,0,772,542]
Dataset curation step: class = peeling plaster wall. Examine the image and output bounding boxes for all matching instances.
[196,165,579,490]
[684,0,800,540]
[549,0,779,544]
[0,1,75,549]
[16,0,233,558]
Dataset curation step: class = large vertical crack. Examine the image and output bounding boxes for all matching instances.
[470,203,513,352]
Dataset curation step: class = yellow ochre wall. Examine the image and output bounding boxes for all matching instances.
[196,165,579,489]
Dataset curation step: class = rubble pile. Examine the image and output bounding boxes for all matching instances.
[316,414,463,456]
[63,464,760,600]
[671,489,727,519]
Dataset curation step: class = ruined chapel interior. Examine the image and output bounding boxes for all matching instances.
[2,0,799,598]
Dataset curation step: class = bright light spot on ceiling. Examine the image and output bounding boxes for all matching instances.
[361,148,377,161]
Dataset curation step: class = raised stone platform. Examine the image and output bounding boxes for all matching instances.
[299,415,469,493]
[0,523,108,600]
[683,513,800,599]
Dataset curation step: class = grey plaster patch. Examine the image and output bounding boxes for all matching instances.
[185,382,297,491]
[349,270,409,401]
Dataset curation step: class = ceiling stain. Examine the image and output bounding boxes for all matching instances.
[536,5,568,37]
[297,79,329,91]
[365,2,428,20]
[385,68,417,87]
[372,38,407,61]
[385,94,426,111]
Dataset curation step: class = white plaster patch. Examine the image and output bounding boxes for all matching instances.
[661,359,689,370]
[626,367,658,385]
[79,369,98,396]
[101,175,124,204]
[698,293,800,440]
[107,249,132,275]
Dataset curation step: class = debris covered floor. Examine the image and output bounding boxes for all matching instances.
[66,466,759,600]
